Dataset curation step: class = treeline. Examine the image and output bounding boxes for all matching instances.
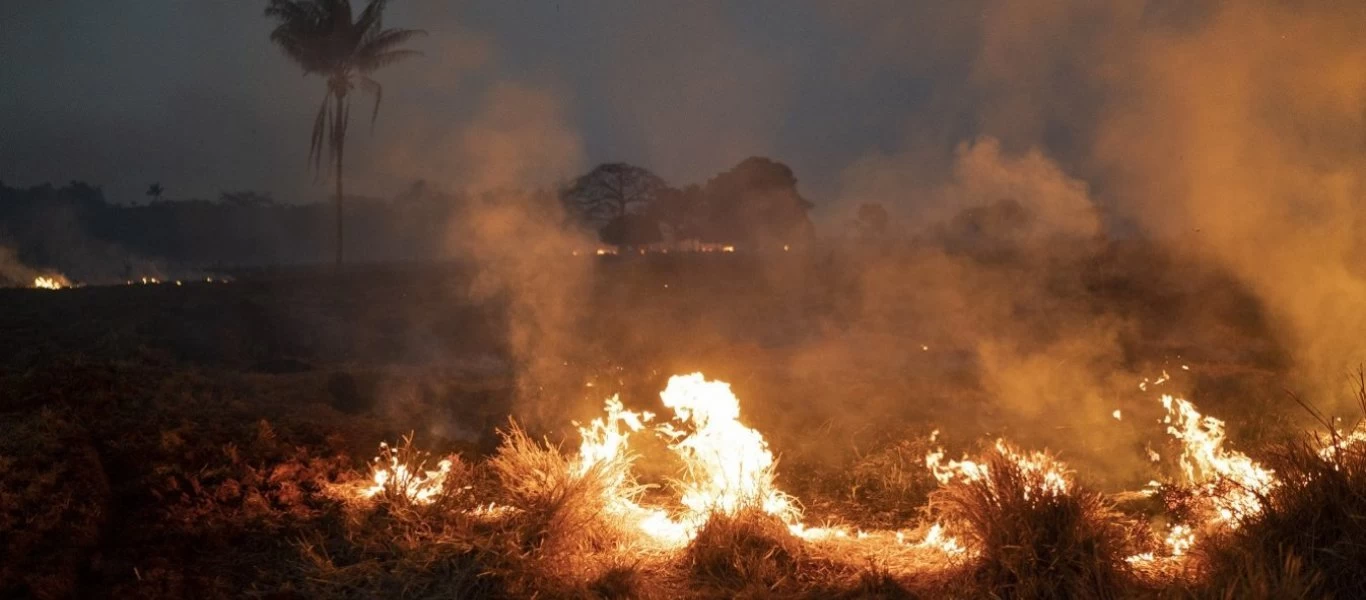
[0,181,454,272]
[0,155,818,274]
[559,157,816,250]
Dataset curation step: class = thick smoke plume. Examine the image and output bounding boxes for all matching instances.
[1094,0,1366,403]
[792,0,1366,480]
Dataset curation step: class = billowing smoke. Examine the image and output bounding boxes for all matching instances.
[1094,1,1366,403]
[788,0,1366,484]
[819,136,1161,484]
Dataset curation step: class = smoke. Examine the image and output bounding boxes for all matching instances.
[802,0,1366,485]
[1093,0,1366,403]
[0,245,50,287]
[841,137,1100,238]
[819,135,1164,483]
[437,81,595,429]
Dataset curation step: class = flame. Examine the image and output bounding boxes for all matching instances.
[573,395,691,544]
[1317,429,1366,461]
[1165,523,1196,557]
[361,440,459,505]
[343,367,1366,586]
[917,523,967,556]
[33,276,65,290]
[568,374,800,545]
[659,373,797,521]
[926,436,1070,498]
[1160,394,1275,525]
[575,394,652,473]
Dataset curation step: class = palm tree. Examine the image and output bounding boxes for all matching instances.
[264,0,424,266]
[146,183,164,202]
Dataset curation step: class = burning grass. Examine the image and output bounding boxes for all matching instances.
[298,373,1366,598]
[13,362,1366,598]
[1193,399,1366,598]
[302,423,663,599]
[928,442,1140,599]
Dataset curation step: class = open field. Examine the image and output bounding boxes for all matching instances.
[2,250,1353,599]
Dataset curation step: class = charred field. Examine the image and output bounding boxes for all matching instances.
[5,243,1361,600]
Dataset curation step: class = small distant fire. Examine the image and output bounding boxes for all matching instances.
[575,242,748,256]
[33,276,66,290]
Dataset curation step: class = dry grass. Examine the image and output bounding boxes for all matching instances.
[930,444,1139,599]
[12,365,1366,599]
[486,420,642,555]
[0,407,109,599]
[1196,431,1366,597]
[686,506,805,595]
[292,419,659,599]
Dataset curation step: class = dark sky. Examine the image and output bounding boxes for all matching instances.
[0,1,1022,216]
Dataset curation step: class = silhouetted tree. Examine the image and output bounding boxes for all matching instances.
[146,183,164,203]
[562,163,670,225]
[599,213,663,248]
[695,157,815,248]
[856,202,890,238]
[648,184,705,241]
[265,0,425,266]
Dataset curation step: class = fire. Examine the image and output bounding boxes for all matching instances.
[917,522,967,556]
[926,435,1070,498]
[659,373,796,521]
[1317,428,1366,461]
[33,276,65,290]
[568,374,800,545]
[361,438,461,505]
[573,394,691,544]
[351,372,1324,575]
[1165,523,1196,557]
[1160,394,1275,524]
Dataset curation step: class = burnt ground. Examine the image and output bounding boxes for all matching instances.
[0,247,1304,598]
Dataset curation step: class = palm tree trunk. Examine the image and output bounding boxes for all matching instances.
[334,95,347,267]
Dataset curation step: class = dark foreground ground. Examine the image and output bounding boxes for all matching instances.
[0,248,1325,598]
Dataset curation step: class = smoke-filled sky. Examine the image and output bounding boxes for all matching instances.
[1,1,967,210]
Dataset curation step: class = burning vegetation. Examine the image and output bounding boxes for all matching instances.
[285,371,1366,598]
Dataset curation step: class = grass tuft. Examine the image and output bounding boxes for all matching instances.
[931,443,1137,599]
[686,506,804,595]
[1198,434,1366,598]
